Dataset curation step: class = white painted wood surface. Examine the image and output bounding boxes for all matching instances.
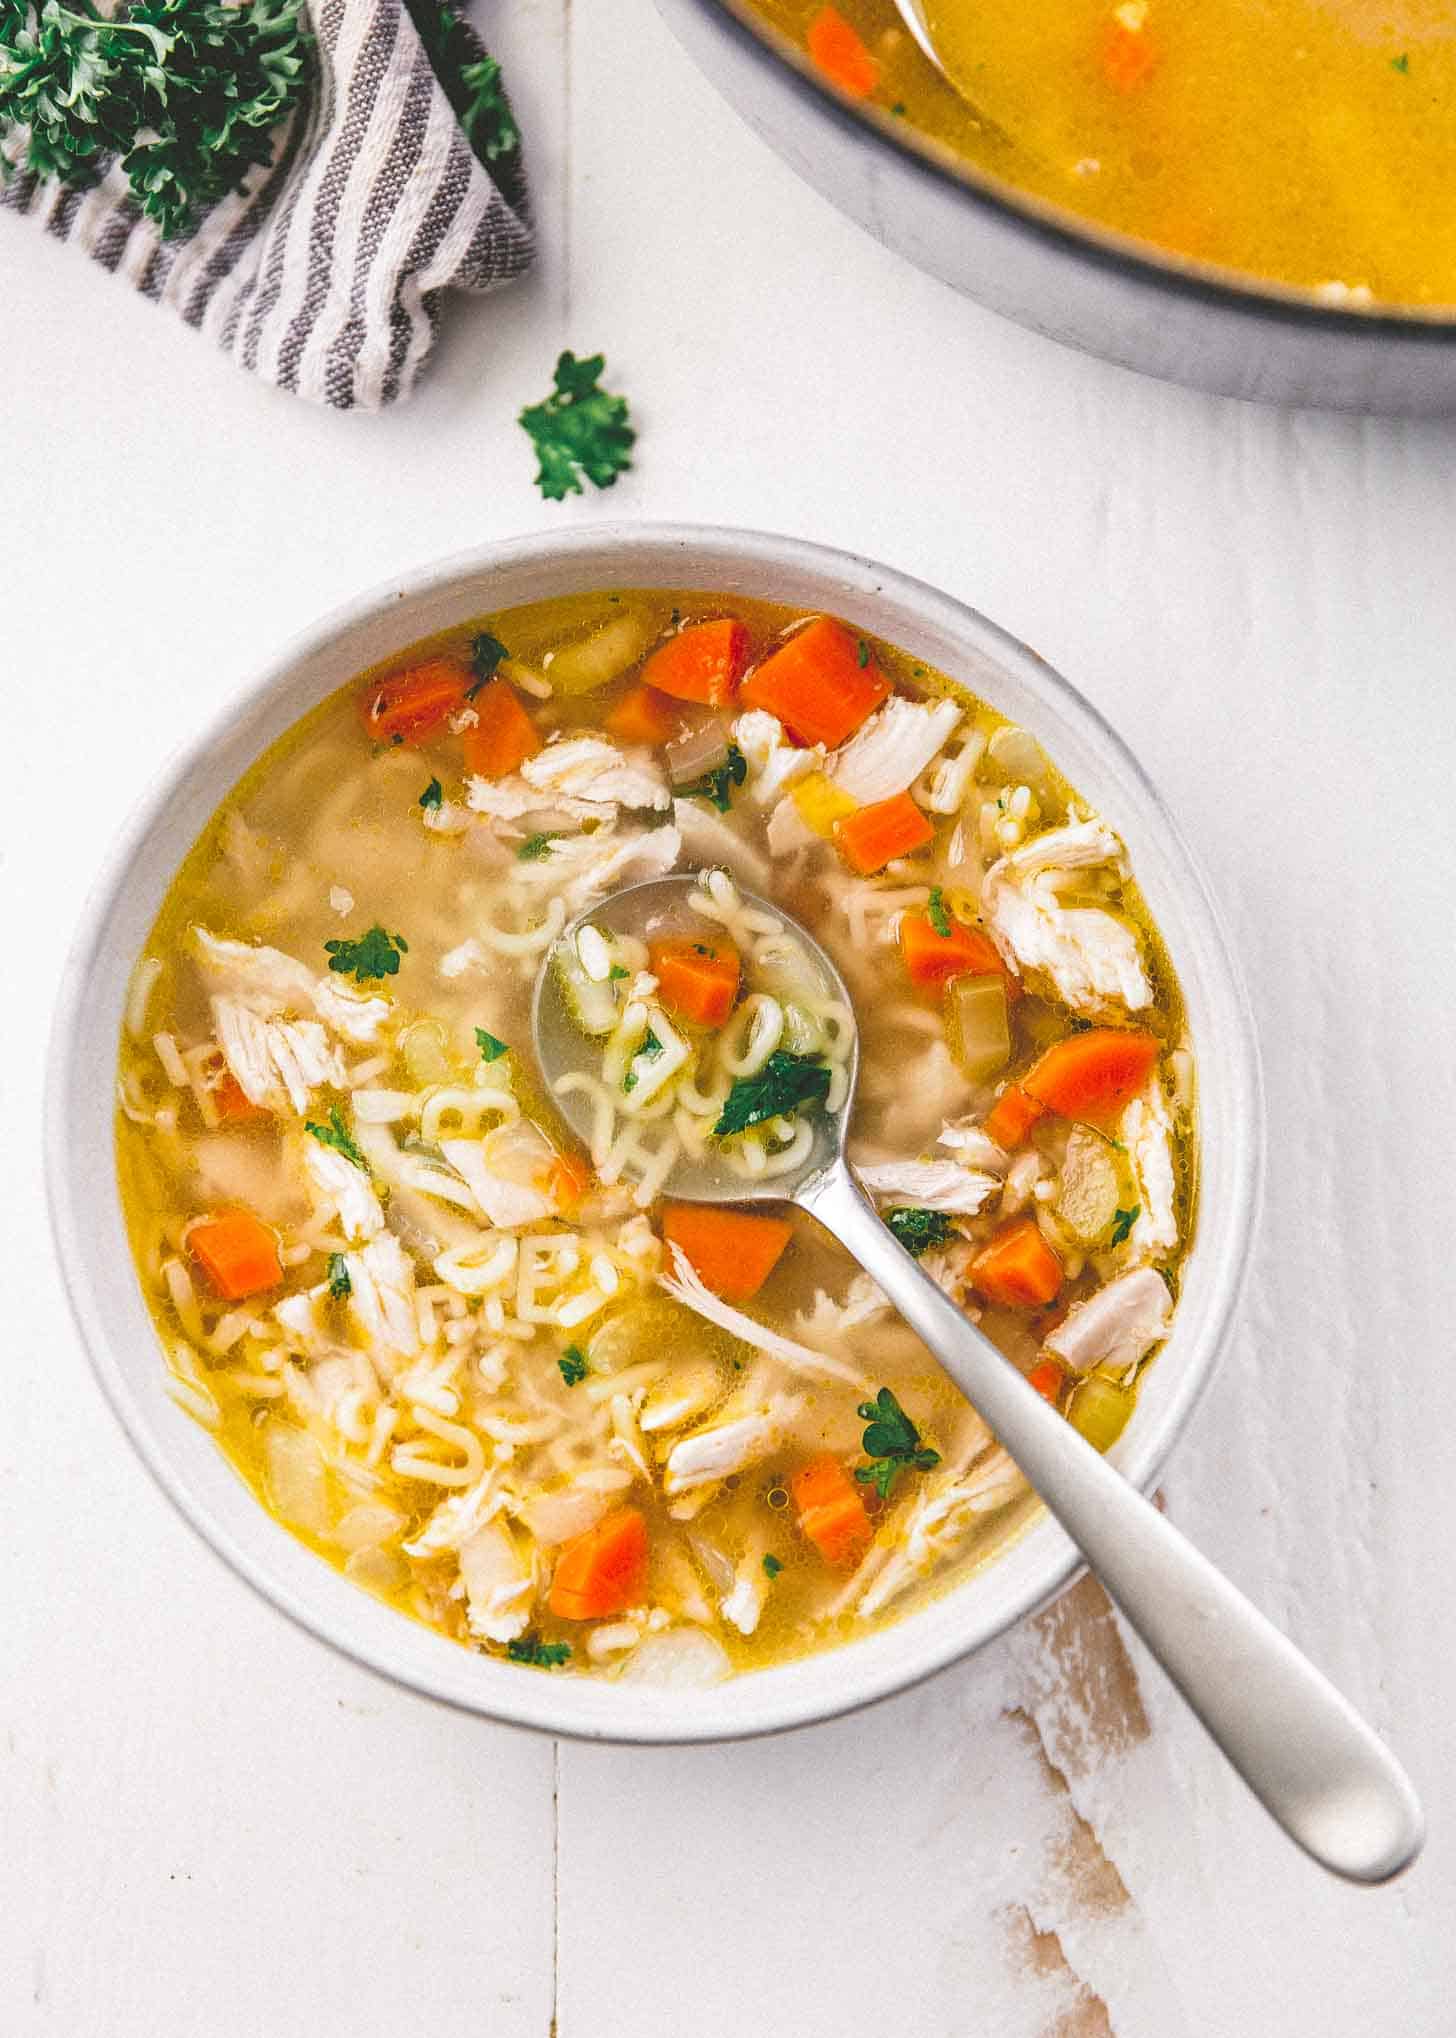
[3,2,1453,2029]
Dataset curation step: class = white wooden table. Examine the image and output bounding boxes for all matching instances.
[4,4,1453,2029]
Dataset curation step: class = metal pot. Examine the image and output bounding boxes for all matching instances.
[656,0,1456,414]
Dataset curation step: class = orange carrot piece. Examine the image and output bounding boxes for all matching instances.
[969,1218,1064,1310]
[1023,1028,1160,1127]
[899,910,1019,998]
[547,1149,592,1212]
[212,1072,270,1124]
[462,679,542,779]
[835,791,934,875]
[662,1202,793,1300]
[1102,14,1157,93]
[359,658,469,746]
[604,684,680,747]
[739,617,890,749]
[649,935,742,1029]
[807,6,879,99]
[983,1083,1046,1151]
[793,1454,874,1568]
[640,619,750,708]
[1026,1357,1064,1404]
[548,1507,649,1621]
[189,1208,283,1301]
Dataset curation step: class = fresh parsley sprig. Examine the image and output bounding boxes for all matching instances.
[713,1050,831,1139]
[886,1207,954,1258]
[305,1106,366,1171]
[324,926,408,980]
[466,631,509,698]
[681,742,747,813]
[558,1346,588,1386]
[519,350,635,501]
[855,1386,940,1502]
[506,1634,571,1668]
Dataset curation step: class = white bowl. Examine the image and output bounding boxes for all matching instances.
[47,525,1262,1742]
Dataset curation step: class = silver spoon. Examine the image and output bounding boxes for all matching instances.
[535,874,1423,1883]
[891,0,946,75]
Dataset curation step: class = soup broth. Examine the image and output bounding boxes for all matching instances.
[750,0,1456,306]
[117,589,1194,1686]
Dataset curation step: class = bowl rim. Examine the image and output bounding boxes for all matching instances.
[46,521,1264,1742]
[688,0,1456,341]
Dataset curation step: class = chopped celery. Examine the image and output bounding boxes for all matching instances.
[945,972,1011,1083]
[544,607,652,694]
[1069,1373,1135,1453]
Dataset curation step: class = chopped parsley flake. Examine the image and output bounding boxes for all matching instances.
[623,1029,663,1094]
[855,1386,941,1502]
[713,1050,831,1138]
[1110,1205,1141,1247]
[517,832,560,861]
[886,1207,954,1258]
[419,777,444,810]
[762,1553,784,1579]
[927,886,952,938]
[558,1345,589,1386]
[507,1635,572,1668]
[475,1028,509,1063]
[1391,51,1409,72]
[857,638,870,668]
[326,1252,352,1299]
[681,742,747,813]
[466,631,510,696]
[608,964,629,981]
[323,925,407,981]
[305,1107,366,1171]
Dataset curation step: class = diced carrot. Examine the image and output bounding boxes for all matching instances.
[1102,13,1157,93]
[793,1454,874,1568]
[899,910,1019,999]
[739,617,891,749]
[548,1507,649,1621]
[807,6,879,99]
[1023,1028,1161,1127]
[189,1208,283,1301]
[212,1072,269,1125]
[649,935,742,1030]
[547,1149,592,1212]
[835,791,934,875]
[969,1218,1064,1310]
[604,684,679,747]
[662,1202,793,1300]
[1026,1357,1064,1404]
[359,658,469,746]
[462,679,542,779]
[640,620,750,708]
[983,1083,1046,1151]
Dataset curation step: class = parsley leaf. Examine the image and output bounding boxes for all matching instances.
[466,630,509,697]
[886,1207,954,1258]
[762,1553,783,1579]
[323,925,407,981]
[0,0,313,241]
[326,1252,351,1299]
[517,832,560,862]
[927,886,952,938]
[1391,51,1409,73]
[506,1635,572,1668]
[608,964,629,982]
[857,638,871,668]
[854,1387,941,1501]
[558,1346,589,1386]
[305,1107,366,1171]
[622,1028,663,1094]
[1067,1015,1094,1034]
[680,742,747,813]
[1110,1205,1140,1247]
[419,777,444,811]
[714,1051,831,1138]
[519,350,635,502]
[407,1,522,169]
[475,1028,509,1063]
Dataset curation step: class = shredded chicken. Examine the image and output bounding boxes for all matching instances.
[661,1243,868,1387]
[439,1137,552,1229]
[303,1136,384,1241]
[523,734,670,812]
[856,1158,1000,1215]
[1044,1266,1172,1375]
[664,1394,805,1494]
[1122,1081,1179,1259]
[981,819,1152,1017]
[459,1521,538,1643]
[345,1233,419,1358]
[194,928,391,1044]
[212,998,345,1114]
[735,709,825,804]
[830,695,963,805]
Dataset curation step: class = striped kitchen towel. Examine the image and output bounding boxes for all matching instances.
[0,0,533,411]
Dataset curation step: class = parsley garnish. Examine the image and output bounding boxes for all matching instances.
[608,964,629,981]
[0,0,312,241]
[465,630,509,697]
[762,1553,783,1579]
[1110,1205,1140,1247]
[558,1346,589,1386]
[408,1,521,167]
[927,886,952,938]
[1068,1015,1094,1034]
[419,777,444,811]
[1391,51,1409,73]
[680,742,747,813]
[326,1252,351,1299]
[886,1207,954,1258]
[854,1387,941,1501]
[506,1635,572,1668]
[622,1028,663,1094]
[475,1028,509,1063]
[305,1106,366,1171]
[323,925,407,981]
[519,350,635,502]
[714,1051,831,1137]
[857,638,871,668]
[517,832,560,861]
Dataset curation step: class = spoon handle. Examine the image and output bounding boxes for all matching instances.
[798,1158,1423,1884]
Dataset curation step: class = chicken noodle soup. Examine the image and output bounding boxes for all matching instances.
[749,1,1456,307]
[117,590,1194,1686]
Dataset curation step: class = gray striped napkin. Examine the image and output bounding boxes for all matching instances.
[1,0,533,411]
